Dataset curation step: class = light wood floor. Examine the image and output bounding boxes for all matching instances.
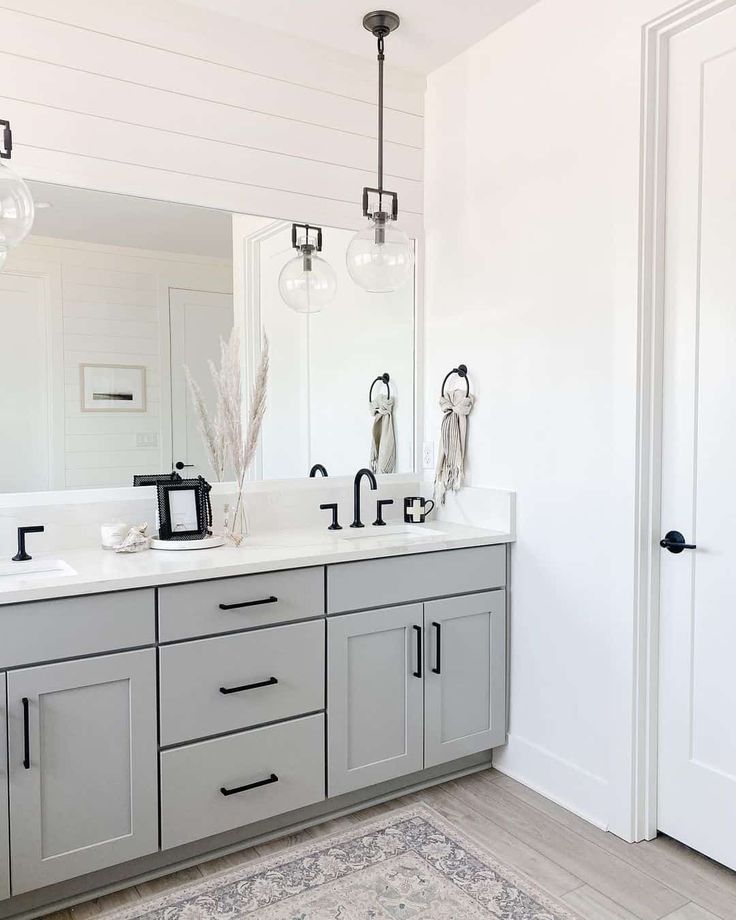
[44,768,736,920]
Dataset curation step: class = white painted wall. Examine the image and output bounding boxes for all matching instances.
[4,237,230,489]
[423,0,684,838]
[0,0,423,237]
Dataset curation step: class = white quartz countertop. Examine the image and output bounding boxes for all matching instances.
[0,522,513,606]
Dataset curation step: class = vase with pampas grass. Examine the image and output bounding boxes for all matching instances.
[186,330,269,545]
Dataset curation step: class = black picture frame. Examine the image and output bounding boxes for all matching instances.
[156,477,212,541]
[133,471,182,487]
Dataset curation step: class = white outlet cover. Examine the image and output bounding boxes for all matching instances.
[422,441,434,469]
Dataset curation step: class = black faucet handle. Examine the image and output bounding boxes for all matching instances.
[373,499,394,526]
[13,525,45,562]
[319,503,342,531]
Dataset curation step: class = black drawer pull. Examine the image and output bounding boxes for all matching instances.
[219,596,278,610]
[220,773,279,796]
[219,676,278,695]
[22,697,30,769]
[432,621,442,674]
[413,624,423,679]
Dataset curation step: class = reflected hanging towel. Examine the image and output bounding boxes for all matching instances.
[434,388,474,505]
[370,394,397,474]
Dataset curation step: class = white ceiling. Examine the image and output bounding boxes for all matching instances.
[27,182,233,259]
[181,0,541,75]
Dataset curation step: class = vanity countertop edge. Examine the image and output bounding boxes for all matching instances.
[0,522,514,606]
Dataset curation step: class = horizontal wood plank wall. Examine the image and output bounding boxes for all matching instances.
[0,0,425,235]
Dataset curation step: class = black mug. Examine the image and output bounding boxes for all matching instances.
[404,496,435,524]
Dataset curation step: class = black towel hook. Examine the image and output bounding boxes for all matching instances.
[441,364,470,398]
[369,372,391,401]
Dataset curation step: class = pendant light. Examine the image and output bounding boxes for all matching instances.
[0,120,35,268]
[278,222,337,313]
[346,11,414,293]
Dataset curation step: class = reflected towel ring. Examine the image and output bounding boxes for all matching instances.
[441,364,470,398]
[369,372,391,401]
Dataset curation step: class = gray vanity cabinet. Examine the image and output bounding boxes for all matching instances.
[327,604,424,797]
[0,674,9,902]
[424,591,506,769]
[6,649,158,894]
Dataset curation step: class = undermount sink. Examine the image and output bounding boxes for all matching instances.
[339,525,443,541]
[0,558,77,581]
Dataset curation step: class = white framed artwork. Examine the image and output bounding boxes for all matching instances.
[80,364,147,412]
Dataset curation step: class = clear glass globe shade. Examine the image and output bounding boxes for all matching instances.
[0,161,35,250]
[345,221,414,293]
[278,252,337,314]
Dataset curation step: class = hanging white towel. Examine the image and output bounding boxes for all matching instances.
[370,394,397,474]
[434,388,474,505]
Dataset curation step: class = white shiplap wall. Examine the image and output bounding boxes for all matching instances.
[0,0,424,235]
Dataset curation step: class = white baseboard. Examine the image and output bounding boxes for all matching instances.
[493,733,609,831]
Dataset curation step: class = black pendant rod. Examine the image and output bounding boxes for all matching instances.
[377,35,384,194]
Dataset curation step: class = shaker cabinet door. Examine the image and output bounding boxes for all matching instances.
[0,674,9,901]
[424,591,506,769]
[7,649,158,894]
[327,605,424,796]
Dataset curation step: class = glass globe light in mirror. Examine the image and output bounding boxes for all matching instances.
[346,217,414,293]
[0,160,35,253]
[278,244,337,314]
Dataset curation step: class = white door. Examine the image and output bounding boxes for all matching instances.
[658,5,736,869]
[424,592,506,769]
[7,650,158,893]
[327,605,424,796]
[0,272,50,491]
[169,288,233,479]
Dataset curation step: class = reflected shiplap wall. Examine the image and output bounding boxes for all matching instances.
[0,0,424,235]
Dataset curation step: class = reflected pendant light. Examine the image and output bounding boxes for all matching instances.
[0,120,35,269]
[279,222,337,313]
[346,11,414,293]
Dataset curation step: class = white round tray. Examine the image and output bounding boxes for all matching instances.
[151,535,226,551]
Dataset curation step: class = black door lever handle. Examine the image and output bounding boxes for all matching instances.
[660,530,697,553]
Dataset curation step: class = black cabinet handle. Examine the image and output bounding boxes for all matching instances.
[219,676,278,695]
[220,773,279,796]
[219,596,278,610]
[22,697,30,769]
[432,621,442,675]
[413,624,423,679]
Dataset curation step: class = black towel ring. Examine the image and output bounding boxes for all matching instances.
[441,364,470,398]
[369,372,391,401]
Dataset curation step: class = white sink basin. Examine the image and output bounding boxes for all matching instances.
[340,525,443,541]
[0,558,77,582]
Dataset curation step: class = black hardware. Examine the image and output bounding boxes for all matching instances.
[0,119,11,160]
[320,503,342,530]
[12,525,44,562]
[291,222,323,252]
[351,467,378,528]
[310,463,328,477]
[431,622,442,674]
[441,364,470,398]
[22,697,30,769]
[413,624,423,679]
[220,773,279,797]
[174,461,194,470]
[369,372,391,401]
[660,530,697,554]
[373,499,394,526]
[219,596,278,610]
[219,676,278,695]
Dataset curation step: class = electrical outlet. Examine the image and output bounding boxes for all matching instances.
[136,432,159,449]
[422,441,434,470]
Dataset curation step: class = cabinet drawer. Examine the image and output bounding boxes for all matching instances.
[327,546,505,614]
[0,589,155,669]
[159,620,325,746]
[161,714,324,849]
[158,567,324,641]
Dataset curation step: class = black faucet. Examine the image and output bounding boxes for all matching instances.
[309,463,328,477]
[351,468,377,528]
[12,525,45,562]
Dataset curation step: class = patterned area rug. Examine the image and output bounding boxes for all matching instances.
[106,804,582,920]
